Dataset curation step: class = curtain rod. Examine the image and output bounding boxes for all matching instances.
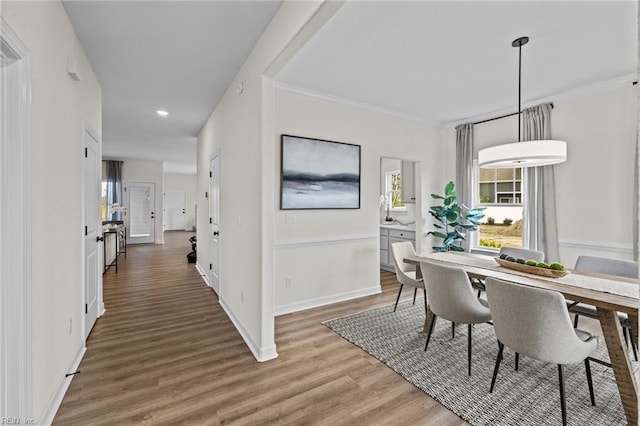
[473,103,554,126]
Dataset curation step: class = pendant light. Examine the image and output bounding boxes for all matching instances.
[478,36,567,168]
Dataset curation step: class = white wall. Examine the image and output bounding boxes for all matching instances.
[468,83,637,266]
[2,0,102,421]
[273,89,444,314]
[164,173,197,231]
[122,159,164,244]
[196,1,333,361]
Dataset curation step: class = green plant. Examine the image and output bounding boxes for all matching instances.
[503,218,513,226]
[428,181,486,252]
[486,217,495,225]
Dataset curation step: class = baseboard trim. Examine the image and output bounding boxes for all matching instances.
[218,297,278,362]
[275,285,381,316]
[195,263,211,287]
[39,342,86,425]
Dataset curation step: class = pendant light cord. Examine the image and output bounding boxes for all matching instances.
[517,41,522,142]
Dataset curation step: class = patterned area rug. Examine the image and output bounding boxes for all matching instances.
[324,299,638,425]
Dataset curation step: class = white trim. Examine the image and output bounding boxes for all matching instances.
[218,297,278,362]
[39,343,85,425]
[155,240,165,245]
[558,238,634,254]
[195,262,211,288]
[0,17,32,419]
[274,234,378,249]
[274,81,433,125]
[447,73,637,128]
[275,285,381,316]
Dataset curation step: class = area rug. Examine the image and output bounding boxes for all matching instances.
[324,299,638,426]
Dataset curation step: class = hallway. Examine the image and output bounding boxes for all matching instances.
[54,232,464,425]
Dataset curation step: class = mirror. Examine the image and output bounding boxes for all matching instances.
[380,157,417,224]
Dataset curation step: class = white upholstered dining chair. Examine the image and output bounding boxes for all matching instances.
[390,241,427,314]
[420,260,492,376]
[485,277,597,426]
[569,255,639,360]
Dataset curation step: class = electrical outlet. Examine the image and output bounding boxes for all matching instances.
[237,215,242,227]
[285,277,292,288]
[286,214,296,224]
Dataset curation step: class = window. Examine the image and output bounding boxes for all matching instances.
[477,166,523,250]
[101,181,108,221]
[385,170,405,210]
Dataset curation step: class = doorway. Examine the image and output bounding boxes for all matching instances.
[164,189,186,231]
[126,182,156,244]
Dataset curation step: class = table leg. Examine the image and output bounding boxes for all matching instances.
[598,307,638,425]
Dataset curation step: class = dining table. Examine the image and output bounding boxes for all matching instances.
[404,251,639,425]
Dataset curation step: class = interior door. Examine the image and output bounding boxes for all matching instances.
[164,189,186,231]
[83,128,101,338]
[210,155,220,294]
[126,182,155,244]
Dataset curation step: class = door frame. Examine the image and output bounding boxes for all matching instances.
[0,17,33,418]
[81,123,103,340]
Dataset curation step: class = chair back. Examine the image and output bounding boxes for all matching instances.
[391,241,416,277]
[419,261,490,324]
[485,277,595,365]
[499,247,545,262]
[574,255,638,279]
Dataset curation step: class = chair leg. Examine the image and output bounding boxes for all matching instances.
[477,289,482,298]
[573,314,579,328]
[490,342,504,393]
[423,288,428,314]
[623,326,629,347]
[424,313,437,352]
[515,352,519,371]
[393,284,404,312]
[585,358,595,406]
[412,288,417,305]
[558,364,567,426]
[467,324,472,376]
[452,322,455,338]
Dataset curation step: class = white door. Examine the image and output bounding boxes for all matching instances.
[124,182,156,244]
[164,189,186,231]
[210,155,220,293]
[126,182,155,244]
[83,128,102,338]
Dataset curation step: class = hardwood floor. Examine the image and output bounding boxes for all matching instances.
[53,231,467,425]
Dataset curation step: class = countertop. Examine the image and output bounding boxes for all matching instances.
[380,222,415,231]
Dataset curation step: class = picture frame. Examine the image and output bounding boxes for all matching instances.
[280,134,361,210]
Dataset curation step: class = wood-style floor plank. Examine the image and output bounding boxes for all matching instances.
[54,231,467,425]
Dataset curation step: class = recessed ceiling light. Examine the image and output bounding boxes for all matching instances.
[156,110,169,116]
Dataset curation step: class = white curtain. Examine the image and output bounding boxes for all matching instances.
[455,123,475,251]
[522,103,560,262]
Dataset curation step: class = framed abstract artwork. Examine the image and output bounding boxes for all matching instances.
[280,134,361,210]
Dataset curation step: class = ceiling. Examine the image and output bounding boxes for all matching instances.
[64,1,637,175]
[276,1,637,127]
[63,0,283,174]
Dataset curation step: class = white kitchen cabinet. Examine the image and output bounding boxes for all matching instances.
[400,160,416,204]
[380,226,416,272]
